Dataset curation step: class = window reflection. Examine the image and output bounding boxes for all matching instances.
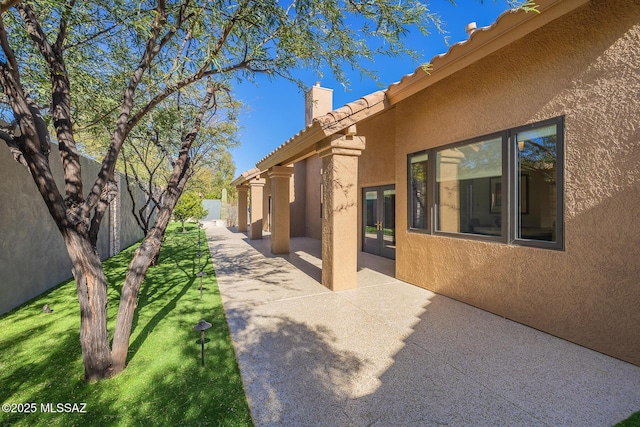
[516,124,558,242]
[409,152,428,229]
[436,137,503,236]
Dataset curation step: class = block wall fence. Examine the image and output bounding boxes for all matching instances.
[0,143,148,315]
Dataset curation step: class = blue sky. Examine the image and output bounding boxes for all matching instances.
[231,1,515,175]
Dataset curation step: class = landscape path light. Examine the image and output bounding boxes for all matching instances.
[193,320,212,367]
[196,271,207,299]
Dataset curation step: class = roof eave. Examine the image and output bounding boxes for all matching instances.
[256,121,329,171]
[230,167,262,187]
[386,0,591,105]
[256,91,388,170]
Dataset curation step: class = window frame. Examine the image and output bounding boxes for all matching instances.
[407,116,564,251]
[432,131,507,243]
[509,116,565,250]
[407,149,431,234]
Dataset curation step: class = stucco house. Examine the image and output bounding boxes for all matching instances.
[230,0,640,367]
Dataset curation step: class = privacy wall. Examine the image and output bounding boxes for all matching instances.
[0,143,147,315]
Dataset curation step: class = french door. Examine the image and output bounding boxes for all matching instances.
[363,185,396,259]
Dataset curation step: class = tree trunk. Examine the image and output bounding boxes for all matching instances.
[63,229,113,380]
[110,208,173,375]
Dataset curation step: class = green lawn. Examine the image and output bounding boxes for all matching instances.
[616,411,640,427]
[0,223,253,427]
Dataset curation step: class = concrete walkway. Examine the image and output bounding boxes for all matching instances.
[204,224,640,427]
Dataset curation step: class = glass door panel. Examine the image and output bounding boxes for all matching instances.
[363,190,379,254]
[381,187,396,259]
[362,185,396,259]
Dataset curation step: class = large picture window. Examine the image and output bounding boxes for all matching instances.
[408,117,564,250]
[435,136,503,237]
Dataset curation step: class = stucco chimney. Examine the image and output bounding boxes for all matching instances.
[304,82,333,127]
[466,22,477,37]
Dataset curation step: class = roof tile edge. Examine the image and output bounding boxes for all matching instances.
[253,0,590,171]
[256,90,387,170]
[386,0,590,104]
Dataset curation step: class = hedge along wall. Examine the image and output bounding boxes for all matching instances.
[0,143,148,315]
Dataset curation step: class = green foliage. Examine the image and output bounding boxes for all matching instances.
[0,0,461,381]
[1,0,443,132]
[0,224,252,426]
[0,0,446,238]
[174,191,208,227]
[196,149,236,200]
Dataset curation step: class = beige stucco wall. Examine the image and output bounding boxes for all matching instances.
[262,174,271,232]
[356,109,397,251]
[392,0,640,366]
[291,162,307,237]
[303,155,323,239]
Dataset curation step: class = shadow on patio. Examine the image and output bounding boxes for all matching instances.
[205,224,640,427]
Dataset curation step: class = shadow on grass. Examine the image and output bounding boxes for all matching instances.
[126,276,196,363]
[0,222,251,427]
[107,222,213,363]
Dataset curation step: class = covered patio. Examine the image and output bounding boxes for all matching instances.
[205,223,640,427]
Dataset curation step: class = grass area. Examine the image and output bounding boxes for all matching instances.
[0,223,252,427]
[616,411,640,427]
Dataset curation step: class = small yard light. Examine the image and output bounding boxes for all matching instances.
[193,320,212,367]
[196,271,207,299]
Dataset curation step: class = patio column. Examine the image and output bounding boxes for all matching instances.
[317,130,365,291]
[268,166,294,254]
[249,176,265,240]
[237,186,248,233]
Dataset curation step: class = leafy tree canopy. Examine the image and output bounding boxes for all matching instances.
[173,190,207,228]
[0,0,531,380]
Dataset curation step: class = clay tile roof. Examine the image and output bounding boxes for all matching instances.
[230,167,261,187]
[386,0,588,103]
[255,0,586,170]
[256,90,387,169]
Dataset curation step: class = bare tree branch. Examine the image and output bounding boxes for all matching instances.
[84,0,169,217]
[88,177,118,247]
[17,2,83,205]
[55,0,75,53]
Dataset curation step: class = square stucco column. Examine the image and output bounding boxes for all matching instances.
[268,166,294,254]
[249,177,266,240]
[317,133,365,291]
[237,186,248,233]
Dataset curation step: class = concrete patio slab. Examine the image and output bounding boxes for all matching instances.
[204,224,640,427]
